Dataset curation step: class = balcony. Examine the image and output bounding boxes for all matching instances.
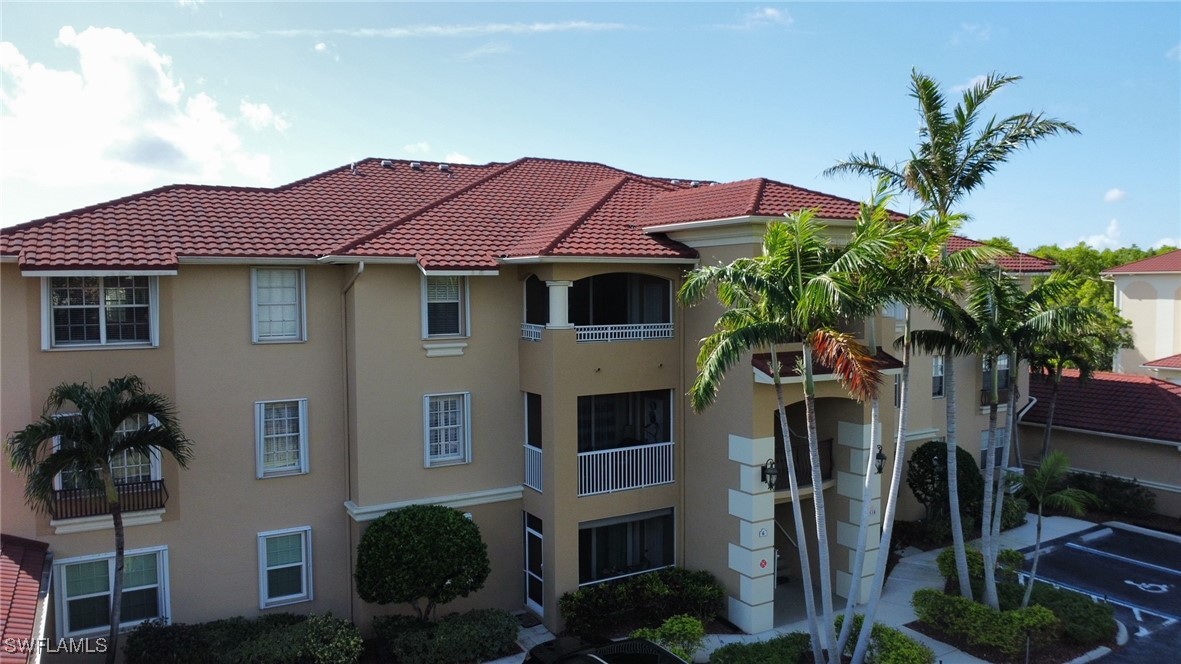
[772,437,833,491]
[524,444,543,492]
[523,273,673,344]
[578,441,675,496]
[980,387,1012,407]
[521,323,544,342]
[575,323,673,343]
[51,480,168,520]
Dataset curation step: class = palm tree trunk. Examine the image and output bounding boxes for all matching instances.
[802,347,837,657]
[835,395,880,657]
[980,357,1001,610]
[944,351,973,599]
[105,468,123,664]
[771,350,825,663]
[1040,371,1061,460]
[990,354,1020,543]
[1022,503,1045,608]
[851,307,913,664]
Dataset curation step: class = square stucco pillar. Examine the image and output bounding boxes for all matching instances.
[834,421,881,604]
[726,434,777,633]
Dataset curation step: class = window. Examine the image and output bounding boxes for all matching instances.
[983,355,1011,392]
[525,393,542,449]
[577,390,672,452]
[579,509,674,585]
[932,356,945,398]
[252,268,306,342]
[55,414,161,490]
[423,276,467,337]
[424,393,471,466]
[258,527,312,608]
[255,399,309,478]
[54,547,169,636]
[42,276,159,349]
[893,375,902,408]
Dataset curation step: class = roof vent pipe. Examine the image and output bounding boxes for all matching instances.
[380,160,394,168]
[438,163,451,173]
[410,162,423,171]
[689,181,700,187]
[350,162,358,175]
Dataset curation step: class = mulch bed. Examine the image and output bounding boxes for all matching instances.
[904,620,1105,664]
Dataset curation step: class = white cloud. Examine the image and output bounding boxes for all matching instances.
[239,100,290,132]
[313,41,340,61]
[177,0,205,7]
[950,23,992,45]
[952,74,989,92]
[402,141,431,155]
[1077,219,1123,250]
[457,42,512,61]
[1103,188,1126,203]
[744,8,793,28]
[157,21,629,40]
[443,152,474,165]
[0,26,275,193]
[1168,43,1181,61]
[1152,237,1179,249]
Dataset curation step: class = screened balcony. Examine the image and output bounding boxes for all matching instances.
[521,274,673,342]
[577,390,674,496]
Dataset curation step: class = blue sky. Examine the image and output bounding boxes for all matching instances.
[2,2,1178,251]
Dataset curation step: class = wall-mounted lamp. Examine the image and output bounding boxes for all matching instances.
[761,459,779,491]
[875,445,887,474]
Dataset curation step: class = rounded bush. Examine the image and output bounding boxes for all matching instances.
[907,441,985,521]
[708,632,810,664]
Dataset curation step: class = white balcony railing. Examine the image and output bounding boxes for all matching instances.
[578,441,674,496]
[521,323,544,342]
[524,444,543,492]
[575,323,673,343]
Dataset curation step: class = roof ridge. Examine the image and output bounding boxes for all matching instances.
[535,175,633,257]
[747,178,768,216]
[1103,248,1181,274]
[331,158,527,256]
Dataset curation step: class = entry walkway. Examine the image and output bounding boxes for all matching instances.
[492,516,1096,663]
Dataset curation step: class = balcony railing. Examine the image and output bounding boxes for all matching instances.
[524,444,543,492]
[774,438,833,491]
[980,387,1012,407]
[51,479,168,520]
[575,323,673,343]
[521,323,544,342]
[578,441,674,496]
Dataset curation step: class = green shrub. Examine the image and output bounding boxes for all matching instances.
[1000,496,1029,531]
[125,613,362,664]
[708,632,810,664]
[1066,472,1156,517]
[834,614,935,664]
[124,619,212,664]
[559,567,725,637]
[1024,584,1116,646]
[913,589,1059,656]
[298,614,365,664]
[373,609,518,664]
[632,615,705,662]
[907,441,985,522]
[936,546,1024,587]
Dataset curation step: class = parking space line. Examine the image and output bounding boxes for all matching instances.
[1064,542,1181,577]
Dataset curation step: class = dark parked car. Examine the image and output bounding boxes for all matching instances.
[525,637,689,664]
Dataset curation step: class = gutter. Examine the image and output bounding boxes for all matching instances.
[1018,421,1181,448]
[30,550,52,664]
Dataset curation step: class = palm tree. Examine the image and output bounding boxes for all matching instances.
[1014,451,1095,607]
[7,375,193,664]
[680,208,899,662]
[826,69,1077,627]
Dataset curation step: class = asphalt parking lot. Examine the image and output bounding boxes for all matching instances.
[1019,523,1181,662]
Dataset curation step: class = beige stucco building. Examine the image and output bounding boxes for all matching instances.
[1105,248,1181,379]
[0,157,1046,643]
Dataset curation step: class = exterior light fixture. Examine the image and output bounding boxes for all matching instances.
[761,459,779,490]
[875,445,887,475]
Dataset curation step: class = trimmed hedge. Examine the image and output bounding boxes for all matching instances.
[559,567,725,637]
[834,615,936,664]
[708,632,811,664]
[912,589,1059,657]
[936,546,1023,586]
[632,615,705,662]
[1065,472,1155,517]
[124,613,362,664]
[373,608,519,664]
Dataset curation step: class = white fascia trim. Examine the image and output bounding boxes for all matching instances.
[0,255,17,263]
[905,427,941,442]
[344,485,524,522]
[180,256,320,266]
[419,266,500,276]
[23,269,177,277]
[50,508,165,534]
[1018,421,1180,447]
[753,365,901,385]
[316,255,418,265]
[644,215,854,234]
[499,255,697,265]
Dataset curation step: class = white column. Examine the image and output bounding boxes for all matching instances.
[545,280,574,329]
[834,421,882,604]
[726,434,777,634]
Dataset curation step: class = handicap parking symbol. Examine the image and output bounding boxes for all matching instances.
[1124,580,1170,594]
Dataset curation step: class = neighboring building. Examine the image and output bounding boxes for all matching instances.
[0,157,1052,638]
[1018,369,1181,517]
[0,535,52,664]
[1103,248,1181,376]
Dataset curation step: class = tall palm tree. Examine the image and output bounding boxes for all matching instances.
[7,375,193,664]
[1014,451,1095,607]
[681,209,898,662]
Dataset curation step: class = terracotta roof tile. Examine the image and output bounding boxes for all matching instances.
[0,534,50,664]
[1024,369,1181,443]
[1144,353,1181,369]
[641,178,872,227]
[946,236,1056,273]
[1103,248,1181,274]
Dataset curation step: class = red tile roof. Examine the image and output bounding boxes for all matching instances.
[1023,369,1181,443]
[1144,353,1181,370]
[0,157,1057,273]
[946,236,1056,273]
[0,535,50,664]
[1103,248,1181,275]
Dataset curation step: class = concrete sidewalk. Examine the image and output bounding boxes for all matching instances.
[492,516,1097,663]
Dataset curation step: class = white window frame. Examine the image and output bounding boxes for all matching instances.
[41,276,160,350]
[421,275,470,338]
[982,355,1012,391]
[257,526,313,609]
[251,268,307,343]
[423,392,472,467]
[53,546,170,637]
[932,356,945,399]
[255,399,309,479]
[52,414,163,490]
